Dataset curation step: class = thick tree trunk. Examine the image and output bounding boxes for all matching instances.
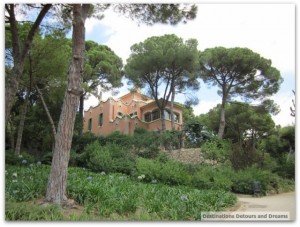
[45,4,89,205]
[160,108,166,132]
[15,93,29,155]
[78,94,84,136]
[217,95,227,139]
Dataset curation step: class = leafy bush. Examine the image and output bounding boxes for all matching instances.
[135,157,191,186]
[40,152,53,165]
[5,151,36,166]
[160,130,182,150]
[84,141,136,175]
[132,128,161,159]
[275,153,295,179]
[72,131,103,153]
[191,165,233,191]
[201,138,231,163]
[231,165,281,195]
[106,131,133,149]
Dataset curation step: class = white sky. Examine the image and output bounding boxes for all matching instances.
[83,3,295,127]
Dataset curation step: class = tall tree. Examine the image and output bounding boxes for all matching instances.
[45,4,90,204]
[125,34,199,131]
[199,47,282,138]
[5,4,52,126]
[44,4,197,205]
[77,41,123,136]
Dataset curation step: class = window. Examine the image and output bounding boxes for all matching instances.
[98,113,103,126]
[144,112,151,122]
[117,112,123,117]
[164,109,171,120]
[88,118,92,131]
[152,109,160,121]
[174,113,180,123]
[130,112,137,117]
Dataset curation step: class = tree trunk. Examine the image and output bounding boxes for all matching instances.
[5,4,52,126]
[160,108,166,132]
[217,95,227,138]
[170,86,176,130]
[15,92,29,155]
[35,84,57,139]
[45,4,89,205]
[78,94,84,137]
[5,70,21,126]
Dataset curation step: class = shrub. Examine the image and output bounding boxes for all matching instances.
[201,138,231,163]
[191,165,233,191]
[5,151,36,166]
[133,128,161,159]
[106,131,133,149]
[135,158,191,186]
[40,152,53,165]
[84,141,136,175]
[160,130,181,150]
[231,165,282,195]
[275,153,295,179]
[72,131,103,153]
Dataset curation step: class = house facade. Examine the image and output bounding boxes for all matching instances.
[83,91,183,135]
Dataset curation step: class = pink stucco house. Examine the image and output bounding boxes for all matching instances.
[83,91,183,135]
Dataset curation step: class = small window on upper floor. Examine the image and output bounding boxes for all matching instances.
[117,112,123,117]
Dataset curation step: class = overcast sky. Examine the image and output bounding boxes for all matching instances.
[83,3,295,126]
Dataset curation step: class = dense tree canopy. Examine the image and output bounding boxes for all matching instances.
[199,47,282,138]
[125,34,199,131]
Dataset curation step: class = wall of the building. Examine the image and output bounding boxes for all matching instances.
[83,92,183,136]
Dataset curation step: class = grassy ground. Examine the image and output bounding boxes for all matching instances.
[5,164,237,221]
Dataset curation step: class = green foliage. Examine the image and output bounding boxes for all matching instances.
[106,131,133,149]
[261,126,295,158]
[114,4,197,25]
[184,116,214,148]
[191,165,234,191]
[6,201,63,221]
[72,131,102,153]
[125,34,199,130]
[160,130,182,150]
[199,47,282,100]
[67,167,236,220]
[199,47,282,138]
[132,128,161,158]
[84,141,136,175]
[230,141,263,170]
[6,165,236,221]
[201,138,231,163]
[275,153,295,179]
[5,164,49,202]
[5,151,36,166]
[231,165,283,195]
[135,157,191,186]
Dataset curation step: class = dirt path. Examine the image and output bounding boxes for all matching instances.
[234,191,296,220]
